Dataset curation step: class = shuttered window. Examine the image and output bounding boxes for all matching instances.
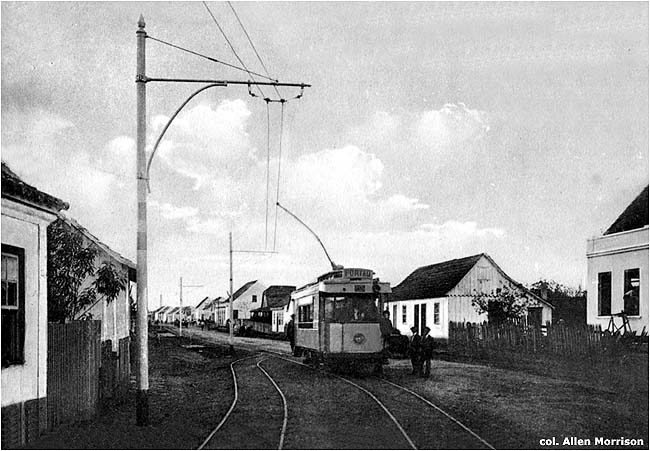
[2,245,25,367]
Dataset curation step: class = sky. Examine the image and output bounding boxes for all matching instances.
[1,2,648,308]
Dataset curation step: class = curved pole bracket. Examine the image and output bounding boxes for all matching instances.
[145,82,226,192]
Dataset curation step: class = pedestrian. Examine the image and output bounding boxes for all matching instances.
[379,309,393,363]
[286,314,296,354]
[408,326,422,376]
[421,326,435,378]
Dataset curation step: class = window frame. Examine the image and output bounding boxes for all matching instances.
[623,268,640,316]
[598,271,612,317]
[402,305,407,324]
[2,244,26,368]
[433,302,440,325]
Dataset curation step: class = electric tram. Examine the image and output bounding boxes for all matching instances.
[291,267,391,371]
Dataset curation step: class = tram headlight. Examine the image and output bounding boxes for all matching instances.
[353,333,366,344]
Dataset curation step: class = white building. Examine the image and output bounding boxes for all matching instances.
[1,162,69,447]
[58,216,136,352]
[388,253,553,339]
[215,281,267,324]
[261,285,295,333]
[587,186,648,334]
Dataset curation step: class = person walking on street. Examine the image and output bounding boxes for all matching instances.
[379,309,393,363]
[408,326,422,376]
[286,314,296,354]
[421,327,434,378]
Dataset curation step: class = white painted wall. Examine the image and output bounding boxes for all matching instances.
[232,281,267,320]
[1,199,56,407]
[586,227,649,332]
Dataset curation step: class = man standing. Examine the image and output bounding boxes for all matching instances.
[286,314,296,355]
[379,310,393,362]
[421,327,435,378]
[408,326,422,376]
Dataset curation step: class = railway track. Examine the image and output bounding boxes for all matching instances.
[266,352,494,450]
[198,355,288,450]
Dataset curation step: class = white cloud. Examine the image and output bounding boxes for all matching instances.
[153,100,253,189]
[418,220,505,238]
[149,200,198,220]
[415,103,490,148]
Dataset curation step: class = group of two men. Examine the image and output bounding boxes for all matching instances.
[408,325,435,378]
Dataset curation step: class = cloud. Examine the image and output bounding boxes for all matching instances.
[415,103,490,148]
[154,99,253,189]
[149,200,198,220]
[418,220,504,238]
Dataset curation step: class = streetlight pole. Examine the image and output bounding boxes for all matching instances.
[135,14,149,426]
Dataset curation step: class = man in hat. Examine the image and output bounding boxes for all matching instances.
[379,309,393,363]
[286,314,296,354]
[408,326,422,376]
[421,326,435,378]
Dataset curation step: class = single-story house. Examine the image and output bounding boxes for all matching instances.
[192,297,210,321]
[215,281,266,324]
[586,186,648,333]
[55,216,136,352]
[2,162,69,447]
[261,285,296,333]
[388,253,553,339]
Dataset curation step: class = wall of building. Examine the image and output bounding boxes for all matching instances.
[586,227,649,332]
[232,282,267,320]
[1,199,55,446]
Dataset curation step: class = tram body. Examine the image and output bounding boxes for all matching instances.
[292,268,391,367]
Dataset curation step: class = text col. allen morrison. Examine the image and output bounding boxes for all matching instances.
[539,437,645,447]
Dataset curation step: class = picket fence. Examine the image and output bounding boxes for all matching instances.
[448,319,622,358]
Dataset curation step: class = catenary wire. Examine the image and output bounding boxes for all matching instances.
[147,35,276,81]
[227,1,282,99]
[202,1,266,98]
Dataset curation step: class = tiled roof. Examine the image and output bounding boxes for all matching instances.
[2,161,69,213]
[195,297,211,309]
[262,285,296,308]
[390,254,484,301]
[604,186,649,235]
[232,280,257,301]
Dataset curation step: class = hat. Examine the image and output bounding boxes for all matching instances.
[423,326,431,333]
[410,326,418,332]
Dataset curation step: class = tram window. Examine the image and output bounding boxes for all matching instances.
[298,304,313,328]
[322,295,378,322]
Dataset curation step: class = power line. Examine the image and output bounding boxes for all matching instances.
[147,35,276,81]
[227,1,281,99]
[202,1,266,98]
[272,101,285,251]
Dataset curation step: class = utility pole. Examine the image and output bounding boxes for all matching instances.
[135,14,149,426]
[134,15,309,426]
[180,276,202,337]
[229,232,234,347]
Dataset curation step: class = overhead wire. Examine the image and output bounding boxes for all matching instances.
[146,35,277,81]
[227,1,281,100]
[272,101,285,251]
[265,102,271,250]
[202,1,266,98]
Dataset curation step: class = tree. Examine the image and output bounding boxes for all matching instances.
[471,286,535,324]
[48,219,127,323]
[48,219,98,323]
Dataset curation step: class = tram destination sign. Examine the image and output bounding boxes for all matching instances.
[343,268,374,279]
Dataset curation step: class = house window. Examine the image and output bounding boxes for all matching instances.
[402,305,407,324]
[434,302,440,325]
[2,245,25,367]
[392,305,397,328]
[598,272,611,316]
[623,269,640,316]
[233,309,239,320]
[252,295,257,303]
[298,303,313,329]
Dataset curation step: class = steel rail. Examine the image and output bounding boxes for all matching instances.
[197,355,257,450]
[379,378,496,450]
[257,358,289,450]
[265,353,417,450]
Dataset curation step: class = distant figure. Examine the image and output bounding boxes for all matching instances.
[226,319,231,332]
[408,326,422,376]
[286,314,296,354]
[379,310,393,362]
[420,327,434,378]
[200,320,205,331]
[353,307,365,321]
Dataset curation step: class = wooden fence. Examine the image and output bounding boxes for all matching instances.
[448,320,625,358]
[47,321,101,430]
[47,321,131,430]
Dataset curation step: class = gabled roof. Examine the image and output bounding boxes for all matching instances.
[156,306,171,314]
[604,186,649,235]
[167,307,180,314]
[232,280,257,301]
[391,253,552,309]
[57,215,136,281]
[195,297,211,310]
[2,161,69,214]
[391,254,484,301]
[263,285,296,308]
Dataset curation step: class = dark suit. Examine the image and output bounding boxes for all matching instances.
[421,334,435,377]
[408,333,422,375]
